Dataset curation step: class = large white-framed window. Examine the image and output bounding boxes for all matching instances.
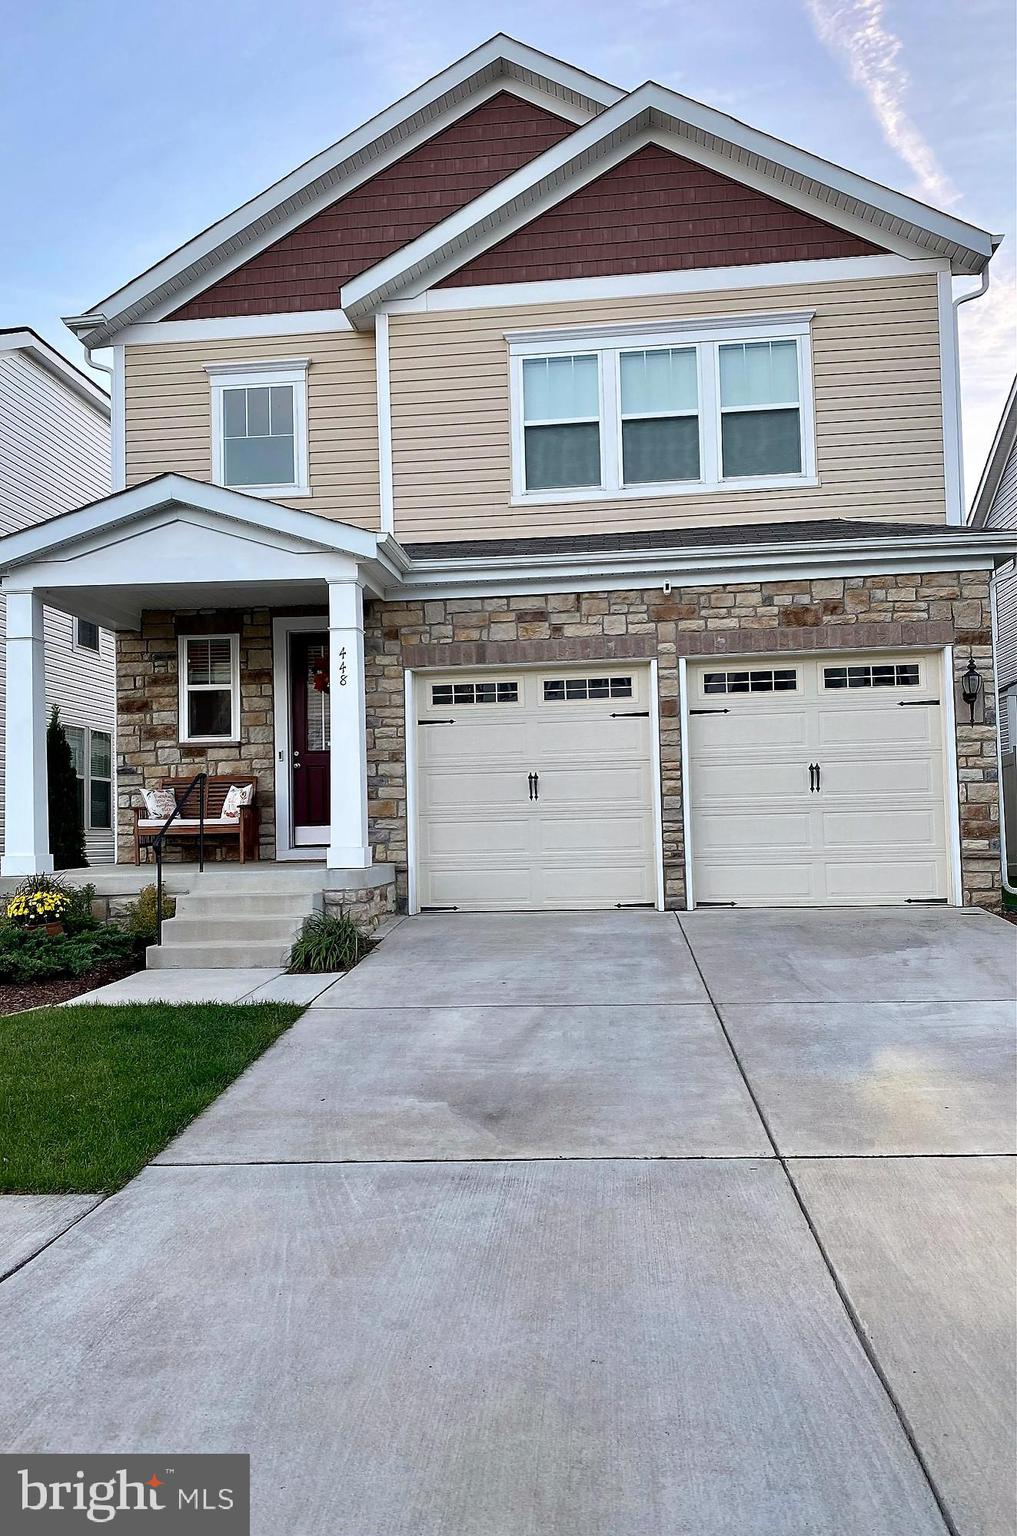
[206,359,310,497]
[66,726,113,831]
[508,312,815,503]
[178,633,240,744]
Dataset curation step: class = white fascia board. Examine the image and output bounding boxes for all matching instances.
[0,329,111,416]
[0,474,381,570]
[390,530,1013,601]
[384,255,949,315]
[113,311,356,346]
[63,38,620,349]
[343,82,995,321]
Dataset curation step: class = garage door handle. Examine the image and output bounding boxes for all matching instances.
[533,772,539,802]
[528,772,538,801]
[809,763,822,792]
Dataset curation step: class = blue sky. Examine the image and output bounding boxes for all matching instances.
[2,0,1013,493]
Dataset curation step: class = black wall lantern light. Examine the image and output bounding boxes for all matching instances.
[961,653,983,724]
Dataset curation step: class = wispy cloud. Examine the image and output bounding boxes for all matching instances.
[804,0,958,208]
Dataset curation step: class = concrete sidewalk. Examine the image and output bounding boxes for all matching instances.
[2,908,1014,1536]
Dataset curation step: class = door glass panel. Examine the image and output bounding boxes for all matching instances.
[305,642,330,751]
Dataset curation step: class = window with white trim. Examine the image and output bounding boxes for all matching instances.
[509,314,814,501]
[207,361,309,496]
[178,634,240,743]
[66,726,113,830]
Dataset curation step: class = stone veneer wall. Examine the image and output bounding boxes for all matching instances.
[363,571,1001,911]
[322,881,395,933]
[112,577,1000,906]
[116,608,277,862]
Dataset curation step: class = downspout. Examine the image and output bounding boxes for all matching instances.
[990,570,1016,896]
[948,267,990,524]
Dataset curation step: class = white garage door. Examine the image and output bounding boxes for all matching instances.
[415,666,658,910]
[688,652,951,906]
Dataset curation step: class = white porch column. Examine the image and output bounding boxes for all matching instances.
[327,579,371,870]
[1,589,54,876]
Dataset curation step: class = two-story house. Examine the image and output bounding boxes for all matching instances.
[0,329,115,865]
[0,36,1010,938]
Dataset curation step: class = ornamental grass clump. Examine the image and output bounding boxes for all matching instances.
[288,910,373,973]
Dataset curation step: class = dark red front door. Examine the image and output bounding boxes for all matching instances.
[290,633,330,836]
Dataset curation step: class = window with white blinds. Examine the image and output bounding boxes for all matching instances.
[509,315,814,501]
[178,634,240,742]
[208,361,309,496]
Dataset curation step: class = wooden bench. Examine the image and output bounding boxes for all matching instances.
[134,775,260,864]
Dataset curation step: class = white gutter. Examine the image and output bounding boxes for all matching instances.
[948,268,992,518]
[990,569,1016,896]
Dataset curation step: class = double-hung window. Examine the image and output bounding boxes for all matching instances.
[719,339,802,477]
[510,313,813,501]
[207,360,309,496]
[619,347,699,484]
[178,634,240,744]
[521,354,601,491]
[65,726,113,831]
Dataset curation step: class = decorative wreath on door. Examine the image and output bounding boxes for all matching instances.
[311,662,330,693]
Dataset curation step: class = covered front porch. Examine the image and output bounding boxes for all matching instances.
[0,475,401,882]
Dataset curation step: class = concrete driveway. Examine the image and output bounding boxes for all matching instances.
[1,908,1014,1536]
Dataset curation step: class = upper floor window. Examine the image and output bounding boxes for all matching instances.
[75,618,100,652]
[206,360,309,497]
[509,313,814,503]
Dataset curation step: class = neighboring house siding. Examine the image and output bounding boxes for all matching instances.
[388,270,946,542]
[438,144,881,287]
[0,349,114,863]
[170,93,575,320]
[124,330,381,528]
[983,434,1017,697]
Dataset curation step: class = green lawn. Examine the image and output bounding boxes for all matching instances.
[0,1002,303,1194]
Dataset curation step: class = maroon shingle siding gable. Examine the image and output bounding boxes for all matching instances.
[170,93,575,319]
[437,144,883,286]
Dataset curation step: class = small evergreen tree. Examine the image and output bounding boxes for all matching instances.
[47,707,87,869]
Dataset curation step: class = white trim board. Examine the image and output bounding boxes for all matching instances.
[941,644,964,906]
[383,255,950,314]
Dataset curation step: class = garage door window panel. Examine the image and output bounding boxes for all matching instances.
[824,663,921,690]
[703,668,799,695]
[431,681,519,706]
[543,676,633,702]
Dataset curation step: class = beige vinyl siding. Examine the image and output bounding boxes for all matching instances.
[389,272,947,542]
[125,330,381,530]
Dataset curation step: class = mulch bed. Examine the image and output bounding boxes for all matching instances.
[0,958,144,1016]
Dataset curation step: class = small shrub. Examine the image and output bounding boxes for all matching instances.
[62,883,100,935]
[0,923,136,983]
[47,707,87,869]
[288,910,373,973]
[122,884,175,942]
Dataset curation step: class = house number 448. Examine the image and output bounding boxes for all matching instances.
[337,647,348,686]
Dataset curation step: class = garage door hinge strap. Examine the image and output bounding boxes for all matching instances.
[611,710,650,717]
[905,897,949,904]
[689,708,730,715]
[418,718,455,725]
[898,699,940,707]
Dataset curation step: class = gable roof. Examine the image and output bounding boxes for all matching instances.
[64,39,999,349]
[63,36,620,349]
[0,327,110,416]
[969,378,1017,526]
[341,79,998,324]
[168,92,576,320]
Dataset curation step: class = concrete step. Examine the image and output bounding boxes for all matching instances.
[177,891,316,918]
[147,940,294,969]
[161,915,307,944]
[186,867,330,894]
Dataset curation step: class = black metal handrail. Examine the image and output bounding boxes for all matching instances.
[141,772,207,945]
